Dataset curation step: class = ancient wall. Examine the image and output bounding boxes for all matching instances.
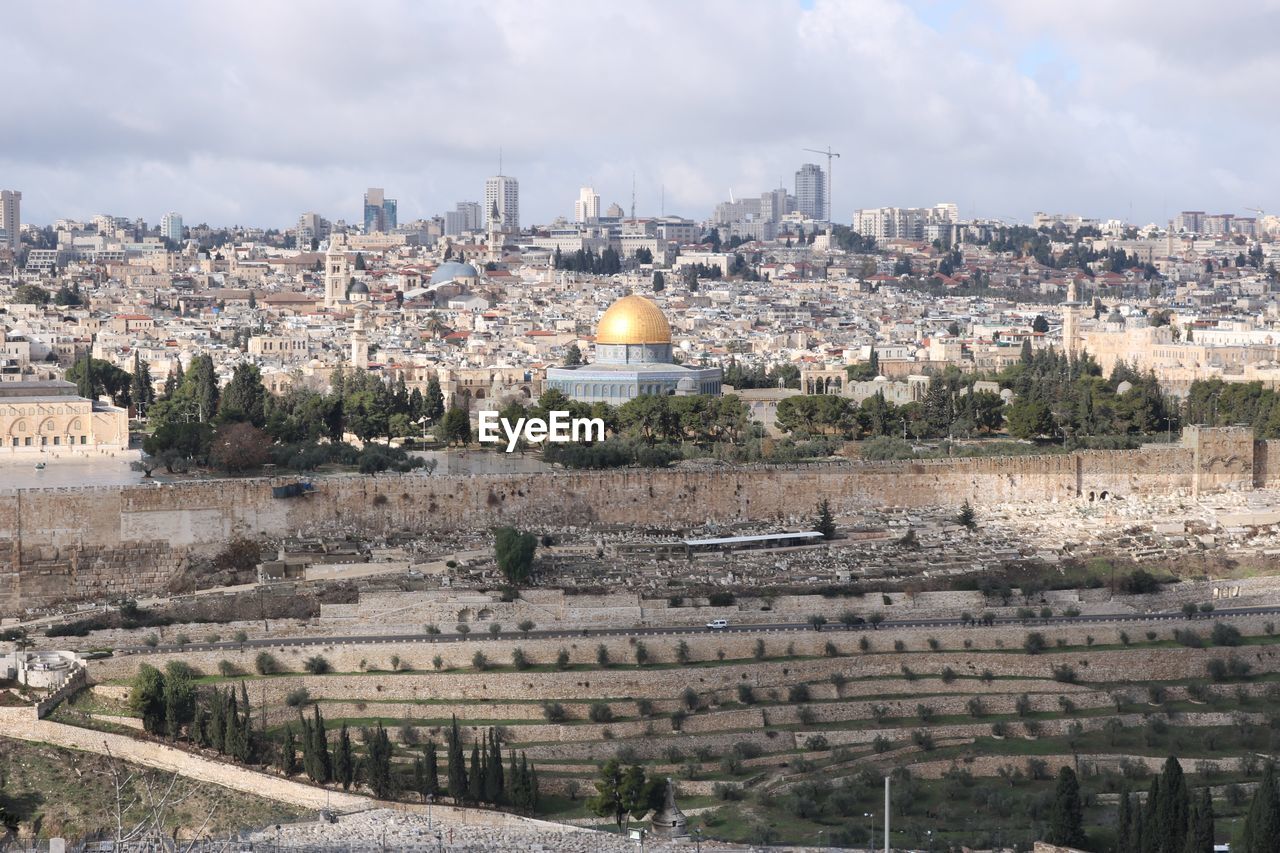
[0,432,1243,614]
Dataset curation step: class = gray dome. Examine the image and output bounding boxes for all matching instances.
[430,261,479,285]
[348,280,369,294]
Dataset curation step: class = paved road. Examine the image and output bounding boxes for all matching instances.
[111,604,1280,656]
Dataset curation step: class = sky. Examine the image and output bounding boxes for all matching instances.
[3,0,1278,229]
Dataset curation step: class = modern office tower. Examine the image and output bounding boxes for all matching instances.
[1174,211,1205,234]
[296,212,332,249]
[0,191,21,252]
[159,212,183,242]
[574,186,600,223]
[794,163,826,220]
[761,187,791,223]
[444,201,482,236]
[363,188,398,233]
[485,175,519,230]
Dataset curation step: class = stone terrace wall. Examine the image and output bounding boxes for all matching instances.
[0,442,1208,614]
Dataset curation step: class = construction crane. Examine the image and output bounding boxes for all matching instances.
[802,146,842,222]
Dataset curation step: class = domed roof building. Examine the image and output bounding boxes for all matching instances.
[545,294,721,404]
[429,261,480,286]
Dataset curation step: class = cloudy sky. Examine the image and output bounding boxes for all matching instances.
[4,0,1277,229]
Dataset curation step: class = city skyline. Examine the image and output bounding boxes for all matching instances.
[2,1,1276,228]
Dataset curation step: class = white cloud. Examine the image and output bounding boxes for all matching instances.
[0,0,1272,226]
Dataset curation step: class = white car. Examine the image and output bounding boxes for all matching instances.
[706,619,729,630]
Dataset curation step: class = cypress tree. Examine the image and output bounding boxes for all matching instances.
[524,753,540,812]
[280,726,297,776]
[507,750,522,808]
[209,691,225,753]
[224,690,243,761]
[1157,757,1190,853]
[425,742,439,797]
[447,716,467,803]
[468,743,484,803]
[364,723,395,799]
[299,711,316,781]
[1117,786,1134,852]
[1241,763,1280,853]
[1184,788,1214,853]
[1141,776,1162,853]
[1046,766,1086,848]
[485,729,504,805]
[311,706,331,783]
[334,724,354,790]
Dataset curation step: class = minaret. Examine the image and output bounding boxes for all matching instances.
[487,201,503,263]
[350,307,369,370]
[1063,279,1080,358]
[324,233,350,308]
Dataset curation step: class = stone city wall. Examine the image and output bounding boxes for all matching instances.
[2,442,1212,615]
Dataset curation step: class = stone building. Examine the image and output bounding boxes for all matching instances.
[544,294,721,403]
[0,379,129,459]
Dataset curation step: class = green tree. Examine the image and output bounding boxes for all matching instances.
[218,363,267,426]
[1241,763,1279,853]
[956,499,976,530]
[363,723,395,798]
[494,527,537,585]
[652,270,665,292]
[815,499,836,540]
[161,661,196,740]
[1005,398,1055,440]
[12,284,50,305]
[279,725,298,776]
[1186,787,1214,853]
[129,664,167,735]
[1045,766,1086,848]
[130,352,155,415]
[423,377,446,422]
[1155,756,1190,853]
[334,723,355,790]
[440,407,470,445]
[209,421,272,473]
[564,343,583,366]
[588,760,663,835]
[447,716,468,803]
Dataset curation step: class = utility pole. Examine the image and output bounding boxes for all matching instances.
[884,775,890,853]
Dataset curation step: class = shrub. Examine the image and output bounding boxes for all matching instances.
[911,730,935,751]
[916,703,936,723]
[543,702,567,722]
[927,637,940,650]
[991,721,1009,737]
[1119,631,1131,645]
[788,684,811,703]
[670,709,688,731]
[144,633,159,648]
[1174,629,1204,648]
[255,652,279,675]
[966,698,986,717]
[596,645,610,668]
[681,687,700,711]
[432,655,443,671]
[753,639,766,661]
[304,655,332,675]
[713,783,746,801]
[872,735,891,753]
[174,633,190,646]
[588,702,614,723]
[803,734,829,751]
[893,640,906,652]
[737,684,755,705]
[284,687,311,708]
[1058,696,1076,714]
[556,648,571,670]
[1120,569,1161,594]
[517,619,536,633]
[798,705,817,725]
[472,651,489,671]
[1211,622,1243,647]
[488,622,502,635]
[455,624,470,635]
[859,636,871,652]
[233,631,248,644]
[1064,606,1081,617]
[708,592,735,607]
[634,642,650,666]
[636,698,654,717]
[1023,632,1047,655]
[676,640,691,664]
[1051,664,1078,684]
[823,641,839,657]
[1014,694,1032,716]
[940,666,956,684]
[217,660,238,677]
[900,665,917,681]
[1146,630,1158,641]
[980,669,994,683]
[512,648,530,670]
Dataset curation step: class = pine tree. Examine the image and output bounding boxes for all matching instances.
[280,726,297,776]
[447,716,468,803]
[468,743,484,803]
[1045,766,1086,848]
[1241,763,1280,853]
[334,724,354,790]
[363,723,395,799]
[424,378,445,422]
[957,499,976,530]
[311,705,331,783]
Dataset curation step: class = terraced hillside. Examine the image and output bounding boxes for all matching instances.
[64,612,1280,849]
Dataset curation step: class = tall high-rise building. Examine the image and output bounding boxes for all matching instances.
[0,191,21,252]
[159,212,183,242]
[363,188,398,233]
[574,186,600,223]
[485,175,519,230]
[296,212,332,249]
[444,202,482,236]
[761,187,791,223]
[794,163,826,220]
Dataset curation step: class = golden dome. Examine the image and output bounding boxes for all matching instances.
[595,295,672,345]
